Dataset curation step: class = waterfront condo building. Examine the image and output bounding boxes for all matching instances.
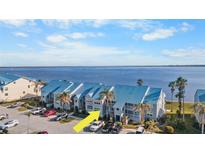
[41,80,166,122]
[0,73,42,102]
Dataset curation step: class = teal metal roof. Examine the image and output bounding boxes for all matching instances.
[41,80,69,96]
[195,89,205,103]
[0,73,20,87]
[143,88,162,104]
[53,81,73,94]
[113,85,149,108]
[65,82,81,93]
[76,82,102,99]
[92,85,113,100]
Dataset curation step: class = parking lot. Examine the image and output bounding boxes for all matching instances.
[0,105,137,134]
[0,105,83,134]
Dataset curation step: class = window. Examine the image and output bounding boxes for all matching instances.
[23,91,25,94]
[5,93,8,96]
[5,87,8,91]
[28,85,30,88]
[87,105,93,110]
[13,82,16,84]
[116,108,119,111]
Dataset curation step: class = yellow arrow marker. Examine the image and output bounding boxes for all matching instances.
[73,111,100,133]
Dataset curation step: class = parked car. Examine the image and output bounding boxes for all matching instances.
[0,128,8,134]
[7,103,20,109]
[0,114,6,120]
[4,120,19,128]
[31,107,46,115]
[136,126,144,134]
[37,130,48,134]
[101,121,114,133]
[90,121,104,132]
[0,124,8,130]
[111,124,122,134]
[44,109,56,117]
[50,113,68,121]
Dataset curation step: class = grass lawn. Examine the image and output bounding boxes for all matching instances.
[166,101,194,115]
[123,124,138,129]
[59,118,75,124]
[17,107,27,112]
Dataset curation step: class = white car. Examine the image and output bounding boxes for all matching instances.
[4,120,19,128]
[0,114,6,120]
[136,126,144,134]
[31,108,46,115]
[90,121,104,132]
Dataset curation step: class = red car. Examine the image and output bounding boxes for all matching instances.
[44,109,56,117]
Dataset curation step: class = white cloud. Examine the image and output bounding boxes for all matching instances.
[0,20,27,27]
[42,19,82,29]
[14,32,28,37]
[0,20,35,27]
[118,20,161,31]
[66,32,104,39]
[0,40,164,66]
[180,22,194,32]
[162,48,205,57]
[46,34,66,43]
[86,20,110,28]
[142,28,176,41]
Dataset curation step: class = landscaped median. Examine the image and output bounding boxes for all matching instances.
[17,107,27,112]
[59,118,75,124]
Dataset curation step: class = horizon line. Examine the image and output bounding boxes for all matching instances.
[1,64,205,68]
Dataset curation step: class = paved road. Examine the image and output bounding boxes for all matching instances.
[0,106,81,134]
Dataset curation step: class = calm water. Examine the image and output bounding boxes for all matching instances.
[1,66,205,101]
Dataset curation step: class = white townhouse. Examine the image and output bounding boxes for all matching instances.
[81,83,114,118]
[53,82,83,110]
[113,85,166,122]
[40,80,166,122]
[0,73,42,102]
[41,80,83,110]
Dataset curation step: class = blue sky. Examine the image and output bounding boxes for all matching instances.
[0,19,205,66]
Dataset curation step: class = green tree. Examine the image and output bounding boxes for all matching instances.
[168,81,176,112]
[137,79,144,86]
[134,103,151,122]
[175,77,187,121]
[100,89,115,120]
[57,92,71,110]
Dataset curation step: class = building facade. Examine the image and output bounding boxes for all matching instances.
[113,85,166,122]
[41,80,166,122]
[0,74,42,102]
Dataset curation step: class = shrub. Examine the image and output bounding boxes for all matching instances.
[164,125,175,134]
[176,119,186,130]
[123,124,137,129]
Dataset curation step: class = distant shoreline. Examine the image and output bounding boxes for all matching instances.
[1,65,205,68]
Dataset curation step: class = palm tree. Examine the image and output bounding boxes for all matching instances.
[100,89,115,120]
[57,92,71,110]
[168,81,176,112]
[134,103,151,122]
[175,77,187,121]
[137,79,144,86]
[194,103,205,134]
